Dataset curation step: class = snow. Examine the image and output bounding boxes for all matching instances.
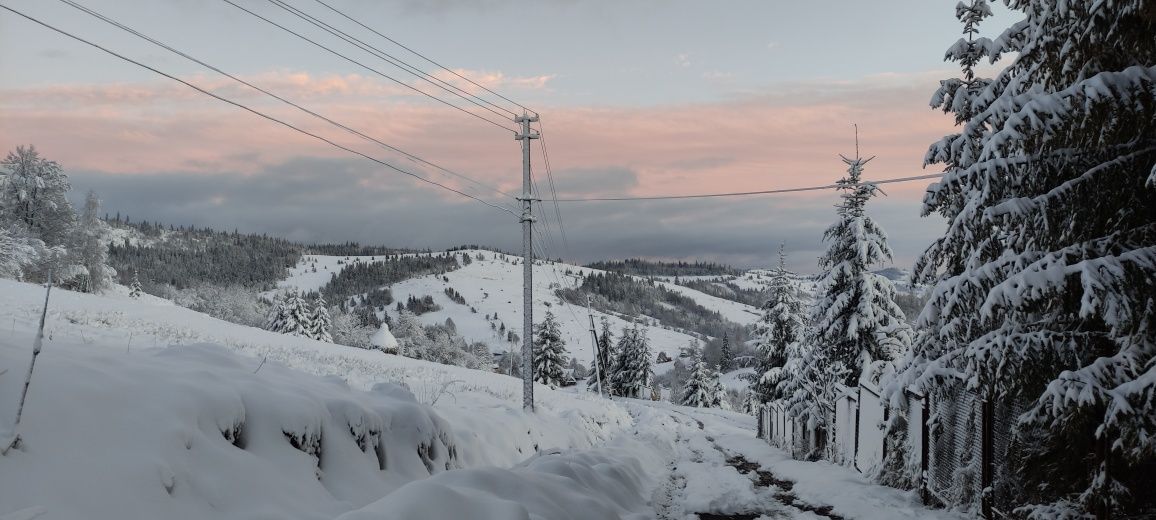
[0,278,632,519]
[719,367,754,391]
[369,324,397,352]
[0,277,969,519]
[340,436,662,520]
[278,254,392,296]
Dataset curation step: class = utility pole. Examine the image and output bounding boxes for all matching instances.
[516,112,539,412]
[587,296,605,398]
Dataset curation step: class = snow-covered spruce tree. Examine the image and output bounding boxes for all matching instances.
[889,1,1156,517]
[812,141,911,388]
[308,296,333,343]
[74,190,115,293]
[719,333,733,372]
[680,352,713,407]
[533,311,568,387]
[128,270,143,299]
[611,323,653,399]
[754,244,806,403]
[710,365,731,410]
[742,387,759,416]
[780,337,846,460]
[265,290,311,338]
[587,317,615,393]
[263,295,285,331]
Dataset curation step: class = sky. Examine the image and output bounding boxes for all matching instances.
[0,0,1019,272]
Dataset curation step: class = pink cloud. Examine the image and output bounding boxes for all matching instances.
[0,70,956,206]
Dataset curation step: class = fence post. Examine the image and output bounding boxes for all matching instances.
[853,385,863,472]
[921,393,930,505]
[757,405,765,439]
[881,404,890,465]
[981,396,994,519]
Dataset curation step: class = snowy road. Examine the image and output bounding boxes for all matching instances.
[623,400,965,520]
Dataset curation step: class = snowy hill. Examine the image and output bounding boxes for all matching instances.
[278,250,763,367]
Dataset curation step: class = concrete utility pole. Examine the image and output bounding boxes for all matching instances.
[587,296,605,398]
[515,112,539,412]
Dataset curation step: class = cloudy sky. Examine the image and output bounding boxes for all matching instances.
[0,0,1017,272]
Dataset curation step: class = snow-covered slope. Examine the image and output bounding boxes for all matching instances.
[0,279,635,519]
[279,250,763,366]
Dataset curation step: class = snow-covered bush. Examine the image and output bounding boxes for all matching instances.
[169,284,270,328]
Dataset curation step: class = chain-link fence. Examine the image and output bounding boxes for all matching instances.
[759,378,1017,520]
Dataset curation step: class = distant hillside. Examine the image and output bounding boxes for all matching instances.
[872,267,910,282]
[584,258,740,277]
[105,217,303,291]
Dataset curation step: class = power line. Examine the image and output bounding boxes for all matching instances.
[265,0,517,124]
[303,0,522,117]
[217,0,518,134]
[536,118,570,255]
[57,0,516,202]
[0,3,520,218]
[553,173,946,202]
[310,0,537,117]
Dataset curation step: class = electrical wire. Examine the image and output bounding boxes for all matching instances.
[57,0,517,202]
[310,0,537,117]
[0,3,521,219]
[536,118,570,254]
[217,0,518,134]
[553,173,946,202]
[303,0,522,118]
[265,0,516,124]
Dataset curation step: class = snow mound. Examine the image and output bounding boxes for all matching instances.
[340,437,662,520]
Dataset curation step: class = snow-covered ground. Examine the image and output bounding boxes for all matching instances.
[0,279,633,519]
[0,279,961,519]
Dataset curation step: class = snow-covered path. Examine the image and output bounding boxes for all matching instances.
[622,400,966,520]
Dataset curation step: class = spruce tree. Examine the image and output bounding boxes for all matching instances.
[265,290,311,338]
[587,317,614,394]
[812,140,911,387]
[532,311,568,387]
[754,244,805,402]
[718,333,733,372]
[710,365,730,410]
[264,295,286,332]
[309,296,333,343]
[742,387,759,416]
[611,323,653,398]
[891,1,1156,516]
[680,352,713,408]
[128,270,143,299]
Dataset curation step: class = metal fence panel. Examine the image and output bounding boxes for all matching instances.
[905,390,924,469]
[991,396,1027,518]
[833,391,857,465]
[927,382,980,507]
[856,383,887,473]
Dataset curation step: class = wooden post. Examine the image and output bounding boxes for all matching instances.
[921,393,931,505]
[981,396,994,519]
